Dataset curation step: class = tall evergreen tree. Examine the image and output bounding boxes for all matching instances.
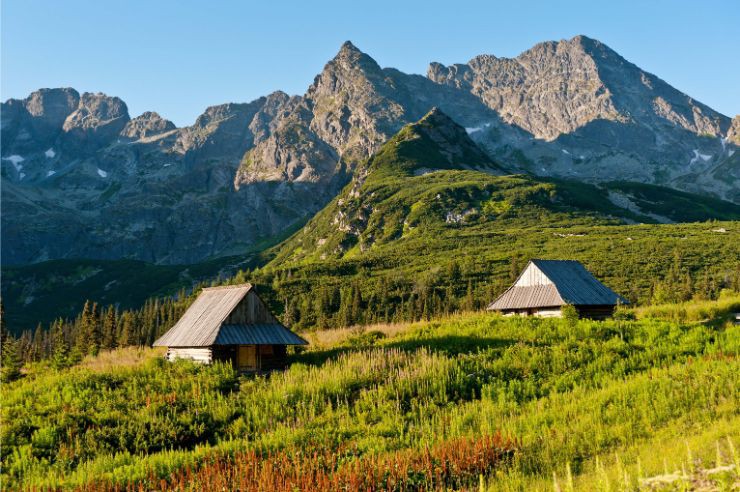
[0,299,8,348]
[50,319,70,370]
[102,308,118,350]
[119,312,135,347]
[88,302,102,356]
[74,300,93,357]
[1,335,22,383]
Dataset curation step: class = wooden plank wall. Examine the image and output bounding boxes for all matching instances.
[224,291,280,324]
[516,263,552,287]
[166,347,212,364]
[502,308,562,318]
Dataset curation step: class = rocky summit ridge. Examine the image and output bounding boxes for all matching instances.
[2,36,738,266]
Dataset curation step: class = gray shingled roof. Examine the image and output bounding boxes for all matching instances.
[153,284,306,347]
[487,259,628,310]
[215,325,307,345]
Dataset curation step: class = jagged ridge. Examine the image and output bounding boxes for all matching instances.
[2,36,738,268]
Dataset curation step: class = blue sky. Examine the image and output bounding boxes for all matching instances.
[2,0,738,127]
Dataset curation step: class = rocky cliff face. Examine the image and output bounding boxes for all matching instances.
[428,36,727,140]
[428,35,736,200]
[728,116,740,145]
[1,89,329,265]
[121,112,176,139]
[2,36,738,266]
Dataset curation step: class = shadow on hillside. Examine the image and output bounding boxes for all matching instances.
[290,335,520,367]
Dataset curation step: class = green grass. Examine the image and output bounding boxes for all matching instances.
[2,297,738,490]
[241,115,740,332]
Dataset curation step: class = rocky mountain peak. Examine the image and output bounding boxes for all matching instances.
[24,87,81,122]
[367,108,499,178]
[417,106,455,125]
[173,98,267,158]
[311,40,385,90]
[1,88,82,152]
[337,40,363,57]
[61,92,130,149]
[2,38,738,268]
[728,116,740,145]
[121,111,176,139]
[332,41,376,67]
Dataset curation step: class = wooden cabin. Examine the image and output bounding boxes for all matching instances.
[487,259,628,319]
[153,284,307,371]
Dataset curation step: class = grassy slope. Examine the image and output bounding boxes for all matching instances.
[2,296,739,490]
[267,111,740,266]
[244,114,740,330]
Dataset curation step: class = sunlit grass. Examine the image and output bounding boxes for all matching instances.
[2,297,739,490]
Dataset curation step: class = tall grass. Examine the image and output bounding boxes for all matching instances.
[2,298,738,490]
[632,290,740,323]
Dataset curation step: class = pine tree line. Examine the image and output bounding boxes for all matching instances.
[2,255,738,373]
[4,292,195,369]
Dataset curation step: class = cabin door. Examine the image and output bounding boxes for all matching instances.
[237,345,258,371]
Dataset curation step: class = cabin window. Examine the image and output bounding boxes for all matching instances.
[260,345,274,355]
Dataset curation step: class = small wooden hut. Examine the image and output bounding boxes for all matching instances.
[487,259,628,319]
[153,284,307,371]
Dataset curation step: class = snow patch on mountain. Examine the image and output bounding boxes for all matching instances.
[689,149,712,166]
[465,123,491,135]
[3,155,25,171]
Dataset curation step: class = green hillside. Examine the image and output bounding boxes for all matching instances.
[236,111,740,331]
[268,109,740,266]
[2,296,738,490]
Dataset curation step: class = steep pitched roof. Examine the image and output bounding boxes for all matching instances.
[153,284,307,347]
[487,259,628,310]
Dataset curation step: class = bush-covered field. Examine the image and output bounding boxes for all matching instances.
[2,296,738,490]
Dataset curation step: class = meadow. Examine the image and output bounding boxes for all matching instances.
[1,294,739,490]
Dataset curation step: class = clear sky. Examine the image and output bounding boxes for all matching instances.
[2,0,738,127]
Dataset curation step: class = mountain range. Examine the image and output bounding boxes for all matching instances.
[2,35,739,270]
[266,107,740,267]
[3,108,740,329]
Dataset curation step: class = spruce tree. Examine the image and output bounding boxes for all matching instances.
[0,299,22,381]
[88,302,102,356]
[1,335,22,383]
[102,308,118,350]
[31,324,45,361]
[51,319,70,370]
[0,299,8,348]
[119,312,134,347]
[74,300,93,357]
[464,279,475,311]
